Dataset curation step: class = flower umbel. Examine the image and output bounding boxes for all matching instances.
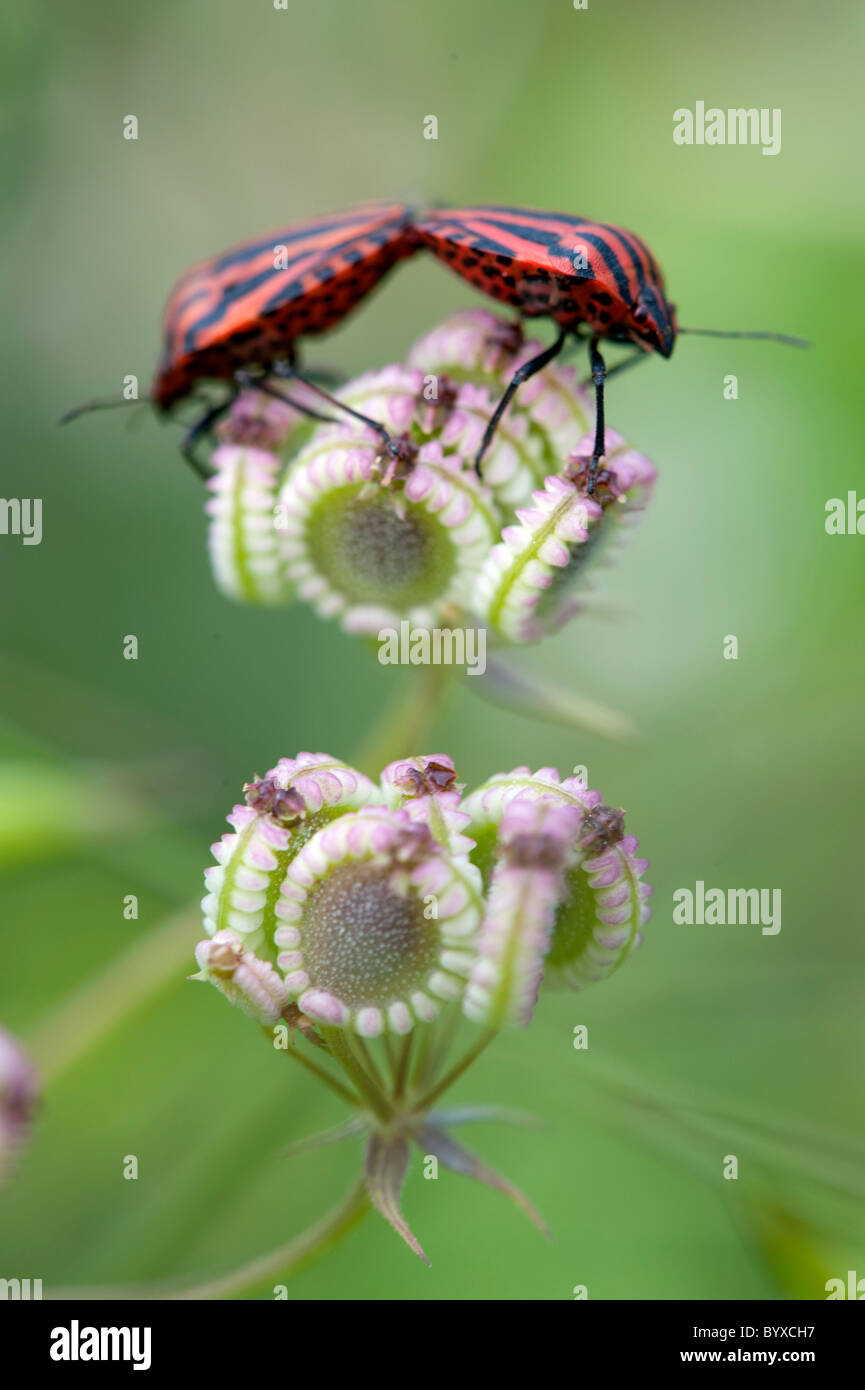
[193,752,651,1261]
[203,311,656,647]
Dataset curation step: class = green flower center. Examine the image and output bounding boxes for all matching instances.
[546,865,593,969]
[302,861,440,1009]
[305,485,455,607]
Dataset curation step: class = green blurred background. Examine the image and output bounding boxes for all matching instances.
[1,0,863,1300]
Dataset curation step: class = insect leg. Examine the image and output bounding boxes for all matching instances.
[284,339,347,388]
[586,337,607,496]
[271,361,397,454]
[301,363,348,389]
[581,347,646,386]
[180,397,235,479]
[473,327,569,476]
[234,371,332,423]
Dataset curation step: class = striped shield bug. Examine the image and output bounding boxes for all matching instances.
[62,202,421,477]
[413,205,809,490]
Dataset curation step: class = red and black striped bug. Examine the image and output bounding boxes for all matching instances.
[413,205,808,491]
[62,202,421,477]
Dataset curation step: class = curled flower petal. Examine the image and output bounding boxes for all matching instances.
[337,357,544,510]
[206,445,292,605]
[464,767,650,1003]
[382,753,460,803]
[546,819,653,990]
[382,754,472,851]
[471,430,657,643]
[192,931,289,1024]
[380,755,483,928]
[463,765,599,842]
[407,309,594,505]
[463,795,582,1028]
[202,754,380,959]
[216,387,306,451]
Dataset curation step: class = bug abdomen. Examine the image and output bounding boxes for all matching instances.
[154,204,419,410]
[415,229,624,334]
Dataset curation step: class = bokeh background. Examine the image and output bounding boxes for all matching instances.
[1,0,863,1300]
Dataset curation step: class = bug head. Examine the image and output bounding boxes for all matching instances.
[627,288,677,359]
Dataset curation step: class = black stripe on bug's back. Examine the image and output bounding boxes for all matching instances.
[179,221,389,353]
[258,242,398,317]
[564,231,632,301]
[468,213,568,255]
[209,210,390,276]
[165,283,214,328]
[421,215,538,261]
[594,223,653,293]
[181,268,302,354]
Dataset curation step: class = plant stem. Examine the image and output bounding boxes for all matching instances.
[354,664,453,779]
[265,1028,362,1108]
[412,1004,461,1094]
[393,1033,414,1102]
[479,654,638,742]
[409,1016,438,1093]
[320,1026,394,1125]
[349,1033,386,1093]
[413,1029,499,1113]
[177,1180,369,1299]
[382,1033,398,1080]
[49,1180,370,1301]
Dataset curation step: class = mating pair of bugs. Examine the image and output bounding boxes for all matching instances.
[65,201,807,493]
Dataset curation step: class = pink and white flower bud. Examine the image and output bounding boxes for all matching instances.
[0,1027,39,1181]
[192,931,288,1025]
[472,430,657,643]
[196,755,650,1042]
[464,796,582,1028]
[206,446,291,605]
[464,766,652,1014]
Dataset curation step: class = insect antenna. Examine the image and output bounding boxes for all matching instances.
[679,327,811,349]
[59,396,152,425]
